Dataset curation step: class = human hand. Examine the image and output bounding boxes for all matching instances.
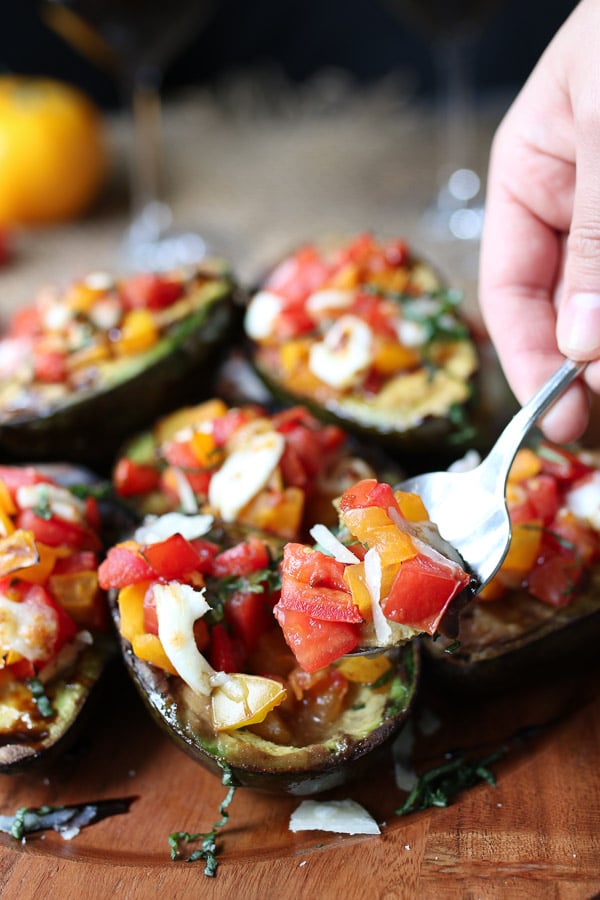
[479,0,600,444]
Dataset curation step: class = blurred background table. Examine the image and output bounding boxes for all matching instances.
[0,76,500,317]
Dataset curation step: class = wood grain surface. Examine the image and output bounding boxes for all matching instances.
[0,655,598,900]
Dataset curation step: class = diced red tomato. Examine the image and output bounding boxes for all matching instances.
[189,538,219,572]
[277,577,363,623]
[210,537,270,578]
[16,508,101,552]
[275,305,316,339]
[143,583,159,635]
[84,496,101,532]
[208,623,245,673]
[225,590,275,653]
[281,543,348,590]
[0,466,52,503]
[537,443,593,482]
[350,293,397,339]
[381,553,470,634]
[273,606,360,673]
[53,551,98,575]
[527,546,583,607]
[119,273,183,310]
[7,304,42,337]
[551,512,600,566]
[26,582,78,662]
[34,351,68,384]
[525,475,560,525]
[211,407,264,446]
[384,238,409,268]
[114,457,160,497]
[265,245,330,306]
[338,478,402,518]
[98,543,156,589]
[140,533,204,581]
[162,440,201,470]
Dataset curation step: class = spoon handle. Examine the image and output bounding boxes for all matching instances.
[479,358,587,491]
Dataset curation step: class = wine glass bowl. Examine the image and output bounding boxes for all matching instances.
[43,0,218,270]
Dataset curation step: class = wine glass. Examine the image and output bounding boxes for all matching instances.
[383,0,500,243]
[42,0,218,271]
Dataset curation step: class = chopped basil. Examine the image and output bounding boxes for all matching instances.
[206,564,282,624]
[443,640,461,655]
[370,668,394,690]
[386,676,411,715]
[31,486,52,520]
[26,677,54,718]
[68,481,114,501]
[395,749,505,816]
[169,765,237,877]
[0,798,133,841]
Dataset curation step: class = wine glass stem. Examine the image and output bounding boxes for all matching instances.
[126,66,167,238]
[434,33,475,187]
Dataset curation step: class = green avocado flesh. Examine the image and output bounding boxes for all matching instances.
[121,638,419,794]
[252,338,516,465]
[0,275,238,467]
[424,568,600,692]
[0,635,115,772]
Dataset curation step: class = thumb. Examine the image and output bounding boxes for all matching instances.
[557,137,600,361]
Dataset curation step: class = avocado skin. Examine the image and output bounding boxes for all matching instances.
[251,338,517,471]
[0,282,242,472]
[0,635,117,774]
[422,570,600,694]
[116,632,419,795]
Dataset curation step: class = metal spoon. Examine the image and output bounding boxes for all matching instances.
[349,358,587,655]
[400,358,586,589]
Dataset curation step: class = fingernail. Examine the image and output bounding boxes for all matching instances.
[559,292,600,355]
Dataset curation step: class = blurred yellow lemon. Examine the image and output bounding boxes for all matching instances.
[0,76,106,226]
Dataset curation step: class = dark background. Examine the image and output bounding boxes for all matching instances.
[2,0,578,108]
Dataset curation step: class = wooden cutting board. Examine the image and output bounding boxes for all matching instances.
[0,656,598,899]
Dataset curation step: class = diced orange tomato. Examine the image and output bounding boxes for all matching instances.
[343,507,416,566]
[394,490,429,523]
[508,448,542,483]
[190,430,221,468]
[0,479,16,516]
[372,340,418,374]
[49,570,105,630]
[153,399,228,446]
[131,633,178,675]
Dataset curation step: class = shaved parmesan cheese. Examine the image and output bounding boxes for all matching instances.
[0,592,58,664]
[309,523,360,564]
[134,512,214,544]
[289,799,380,835]
[364,548,392,645]
[208,428,285,522]
[566,472,600,530]
[211,673,287,731]
[154,582,215,695]
[244,290,282,340]
[306,289,354,315]
[16,483,85,524]
[170,467,199,514]
[308,315,373,389]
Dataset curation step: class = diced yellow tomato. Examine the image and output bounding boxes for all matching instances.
[343,562,373,619]
[49,571,101,627]
[501,522,542,573]
[153,398,228,445]
[0,479,16,516]
[372,340,418,374]
[394,490,429,522]
[279,338,310,376]
[132,632,178,676]
[190,430,222,468]
[336,653,391,685]
[117,581,149,642]
[0,508,14,538]
[113,309,158,355]
[343,507,416,566]
[508,448,542,483]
